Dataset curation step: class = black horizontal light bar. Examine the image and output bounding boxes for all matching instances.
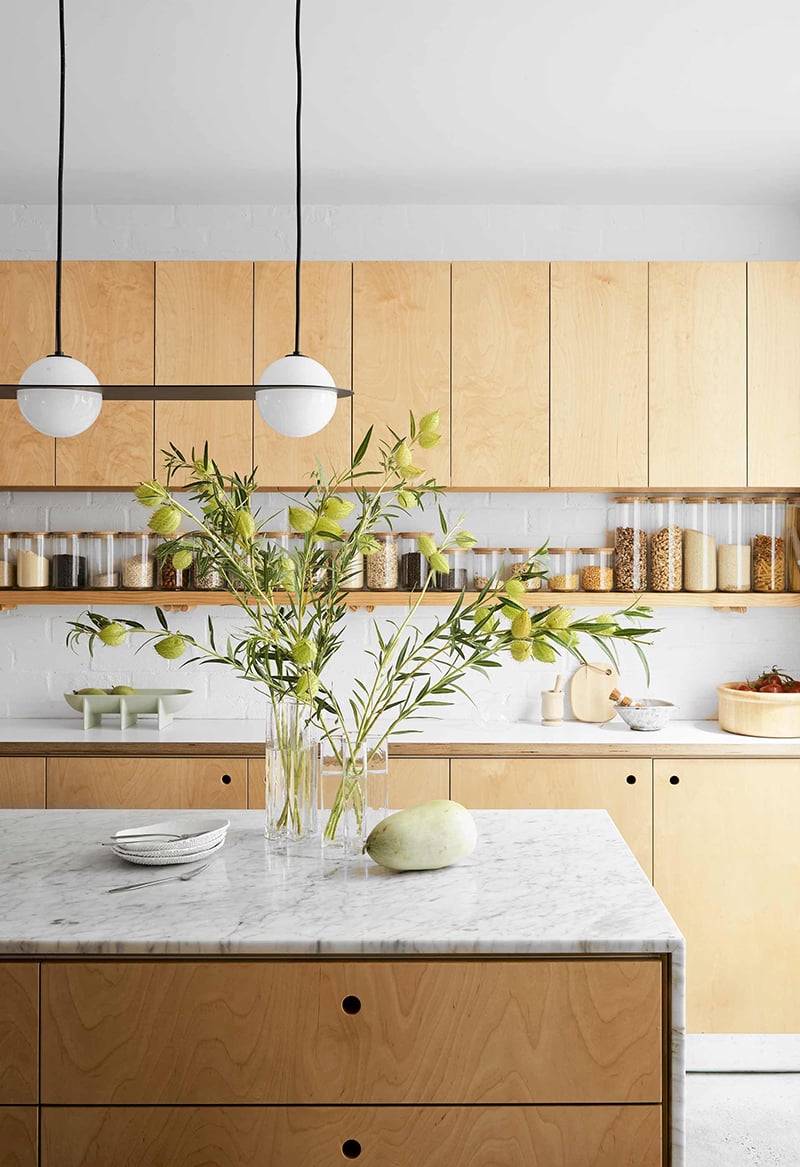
[1,385,354,401]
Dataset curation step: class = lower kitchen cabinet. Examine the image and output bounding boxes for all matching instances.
[0,757,45,808]
[0,1107,37,1167]
[654,758,800,1034]
[451,758,652,879]
[0,964,38,1106]
[247,756,449,811]
[46,757,247,810]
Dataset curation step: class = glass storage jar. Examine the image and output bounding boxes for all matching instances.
[579,548,615,592]
[16,532,50,588]
[50,532,88,589]
[612,497,648,591]
[0,532,15,588]
[365,532,398,590]
[86,532,119,589]
[191,533,224,591]
[316,540,364,591]
[120,532,156,589]
[262,531,297,590]
[787,497,800,593]
[472,547,507,591]
[752,497,786,592]
[398,532,433,590]
[547,547,579,591]
[436,548,470,591]
[683,497,717,592]
[649,497,683,592]
[157,536,190,590]
[717,497,751,592]
[507,547,544,591]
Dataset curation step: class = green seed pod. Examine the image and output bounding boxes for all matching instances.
[292,637,315,667]
[429,552,450,574]
[395,441,413,468]
[418,431,441,449]
[418,535,437,560]
[148,505,182,536]
[358,536,380,557]
[403,464,424,479]
[234,511,256,542]
[288,506,316,533]
[154,634,186,660]
[419,409,440,433]
[98,622,127,647]
[322,497,355,521]
[171,549,193,572]
[313,516,344,540]
[397,490,416,509]
[134,480,164,508]
[545,608,574,630]
[511,611,532,640]
[501,603,520,620]
[504,577,526,599]
[510,640,533,662]
[531,641,558,664]
[553,629,579,648]
[455,530,477,549]
[295,670,320,703]
[595,613,616,625]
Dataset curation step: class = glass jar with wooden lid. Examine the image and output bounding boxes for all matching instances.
[579,548,615,592]
[16,533,50,588]
[717,498,752,593]
[86,532,119,589]
[787,497,800,593]
[398,532,434,591]
[120,532,156,589]
[472,547,507,591]
[611,497,647,591]
[649,497,683,592]
[0,533,16,588]
[365,532,398,590]
[683,498,717,592]
[752,497,786,592]
[507,547,544,591]
[547,547,579,592]
[50,532,88,589]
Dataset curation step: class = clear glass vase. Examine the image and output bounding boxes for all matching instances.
[320,734,390,852]
[264,700,319,842]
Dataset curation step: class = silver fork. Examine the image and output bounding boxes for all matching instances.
[100,831,212,846]
[107,862,211,894]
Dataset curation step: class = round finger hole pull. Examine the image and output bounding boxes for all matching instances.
[626,774,637,784]
[669,775,680,785]
[341,1139,362,1159]
[221,773,232,785]
[341,995,361,1015]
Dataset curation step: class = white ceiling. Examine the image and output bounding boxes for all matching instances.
[3,0,800,205]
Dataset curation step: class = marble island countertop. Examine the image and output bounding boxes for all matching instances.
[0,716,797,756]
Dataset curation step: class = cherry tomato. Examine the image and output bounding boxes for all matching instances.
[759,683,784,693]
[784,681,800,693]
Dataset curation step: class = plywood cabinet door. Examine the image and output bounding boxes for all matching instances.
[0,757,45,808]
[649,262,747,488]
[353,263,450,482]
[451,757,653,878]
[0,963,38,1104]
[55,261,155,488]
[155,262,254,481]
[451,262,549,488]
[550,263,648,489]
[747,262,800,487]
[46,757,247,810]
[654,758,800,1033]
[0,261,56,485]
[253,261,352,488]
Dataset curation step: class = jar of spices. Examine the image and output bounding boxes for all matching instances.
[787,497,800,593]
[649,497,683,592]
[717,497,752,593]
[547,547,579,591]
[365,532,398,590]
[436,549,470,591]
[683,498,717,592]
[16,532,50,588]
[157,537,190,590]
[612,497,648,591]
[398,532,433,590]
[86,532,119,589]
[191,534,224,591]
[50,532,88,589]
[0,533,15,588]
[472,547,507,591]
[507,547,544,591]
[752,497,786,592]
[120,532,155,589]
[579,547,615,592]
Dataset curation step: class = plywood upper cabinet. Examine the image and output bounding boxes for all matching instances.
[550,263,648,489]
[56,261,155,488]
[451,263,548,489]
[253,262,352,488]
[0,261,56,485]
[353,263,450,483]
[155,262,254,481]
[747,262,800,488]
[649,262,747,488]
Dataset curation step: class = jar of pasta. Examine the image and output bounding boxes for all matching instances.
[752,497,786,592]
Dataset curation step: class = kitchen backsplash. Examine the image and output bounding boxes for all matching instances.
[1,490,797,724]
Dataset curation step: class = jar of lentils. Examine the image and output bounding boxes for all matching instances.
[579,548,615,592]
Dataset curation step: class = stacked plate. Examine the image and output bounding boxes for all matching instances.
[111,817,230,866]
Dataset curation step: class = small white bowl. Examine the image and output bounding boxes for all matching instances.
[616,699,675,732]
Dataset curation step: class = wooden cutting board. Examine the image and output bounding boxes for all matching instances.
[570,662,620,723]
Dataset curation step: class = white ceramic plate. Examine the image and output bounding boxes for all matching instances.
[113,818,230,855]
[111,837,227,866]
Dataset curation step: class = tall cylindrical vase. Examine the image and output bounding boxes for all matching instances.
[320,734,389,852]
[264,700,319,842]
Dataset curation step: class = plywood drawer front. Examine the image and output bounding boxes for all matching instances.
[42,960,662,1105]
[46,757,247,809]
[0,758,45,808]
[0,1107,37,1167]
[0,965,38,1104]
[43,1104,662,1167]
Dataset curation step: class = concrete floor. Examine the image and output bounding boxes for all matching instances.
[687,1074,800,1165]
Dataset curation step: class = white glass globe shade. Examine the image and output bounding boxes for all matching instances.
[256,354,338,438]
[18,355,102,438]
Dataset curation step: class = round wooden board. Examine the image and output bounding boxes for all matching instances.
[570,662,620,723]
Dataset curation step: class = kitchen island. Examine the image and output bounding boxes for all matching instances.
[0,807,684,1166]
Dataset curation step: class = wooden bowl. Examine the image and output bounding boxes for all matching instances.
[717,682,800,738]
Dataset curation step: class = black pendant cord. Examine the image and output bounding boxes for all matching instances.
[292,0,302,356]
[53,0,66,357]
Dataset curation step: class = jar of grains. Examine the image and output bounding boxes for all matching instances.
[507,547,544,591]
[717,497,751,592]
[120,532,155,589]
[752,497,786,592]
[472,547,507,591]
[0,533,16,588]
[86,532,119,589]
[683,498,717,592]
[16,532,50,588]
[191,534,224,591]
[365,532,398,590]
[649,497,683,592]
[50,532,88,589]
[579,548,615,592]
[436,548,470,591]
[398,532,433,590]
[612,497,648,591]
[547,548,579,591]
[318,540,364,591]
[157,536,190,590]
[787,498,800,593]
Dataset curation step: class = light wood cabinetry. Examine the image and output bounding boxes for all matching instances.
[46,757,247,810]
[649,262,747,488]
[353,262,451,482]
[0,1107,37,1167]
[0,964,38,1104]
[0,261,56,485]
[551,262,648,488]
[42,1103,662,1167]
[451,757,653,878]
[56,261,155,488]
[654,758,800,1033]
[451,262,549,489]
[253,261,352,487]
[155,261,253,480]
[747,262,800,487]
[0,757,45,808]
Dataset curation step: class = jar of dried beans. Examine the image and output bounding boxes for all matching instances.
[612,498,648,591]
[649,497,682,592]
[157,536,190,590]
[752,497,786,592]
